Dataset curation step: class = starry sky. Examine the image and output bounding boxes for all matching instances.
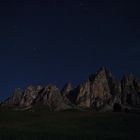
[0,0,140,100]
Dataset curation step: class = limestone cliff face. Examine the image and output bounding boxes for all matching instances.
[121,74,140,107]
[33,85,72,111]
[2,88,23,106]
[61,83,74,106]
[89,68,113,108]
[20,85,43,107]
[1,67,140,111]
[76,80,91,108]
[61,83,72,96]
[75,68,121,110]
[2,85,72,111]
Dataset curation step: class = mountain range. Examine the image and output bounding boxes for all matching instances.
[1,67,140,112]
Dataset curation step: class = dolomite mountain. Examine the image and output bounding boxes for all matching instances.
[1,68,140,111]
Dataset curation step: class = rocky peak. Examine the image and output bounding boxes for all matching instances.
[121,74,139,91]
[33,85,72,111]
[19,85,43,107]
[89,67,113,83]
[1,67,140,112]
[76,80,91,108]
[2,88,23,106]
[75,68,121,110]
[121,74,140,107]
[61,83,72,96]
[122,74,136,85]
[45,85,59,92]
[90,68,113,107]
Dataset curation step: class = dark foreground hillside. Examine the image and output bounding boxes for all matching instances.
[0,109,140,140]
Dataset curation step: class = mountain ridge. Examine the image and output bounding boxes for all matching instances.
[1,67,140,112]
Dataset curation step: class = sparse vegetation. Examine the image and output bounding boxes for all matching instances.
[0,108,140,140]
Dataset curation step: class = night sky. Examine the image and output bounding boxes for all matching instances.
[0,0,140,100]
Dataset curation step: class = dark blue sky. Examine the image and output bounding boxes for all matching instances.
[0,0,140,100]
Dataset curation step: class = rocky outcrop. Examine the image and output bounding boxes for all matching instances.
[20,85,43,107]
[121,74,140,107]
[1,67,140,112]
[61,83,72,96]
[1,88,23,107]
[33,85,72,111]
[61,83,74,107]
[75,68,121,110]
[2,85,73,111]
[76,80,91,108]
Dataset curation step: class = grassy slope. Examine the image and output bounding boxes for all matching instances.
[0,108,140,140]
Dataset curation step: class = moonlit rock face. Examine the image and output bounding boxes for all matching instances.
[2,85,73,111]
[61,83,73,96]
[121,74,140,107]
[1,88,23,106]
[63,67,122,111]
[19,86,43,107]
[75,68,117,109]
[33,85,73,111]
[1,68,140,112]
[76,80,91,108]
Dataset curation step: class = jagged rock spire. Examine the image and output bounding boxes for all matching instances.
[1,67,140,112]
[1,88,23,106]
[121,74,140,107]
[61,83,72,96]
